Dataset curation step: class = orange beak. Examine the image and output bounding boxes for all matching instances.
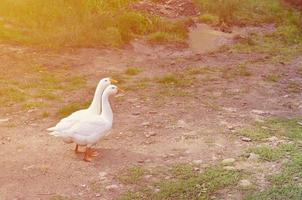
[110,78,118,83]
[117,88,125,93]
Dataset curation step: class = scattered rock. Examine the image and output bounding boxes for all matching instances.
[239,179,252,187]
[0,118,9,123]
[105,184,119,190]
[251,109,269,115]
[227,124,236,131]
[267,136,279,142]
[194,167,200,171]
[149,111,158,114]
[23,165,35,171]
[223,166,236,171]
[176,120,189,128]
[248,153,259,161]
[144,132,156,138]
[192,160,203,164]
[223,107,237,113]
[144,175,152,179]
[95,193,101,197]
[99,172,108,181]
[242,152,250,158]
[141,122,150,127]
[27,109,36,113]
[241,137,252,142]
[132,112,140,116]
[297,121,302,126]
[221,158,236,165]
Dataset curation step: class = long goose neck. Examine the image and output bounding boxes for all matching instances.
[101,92,113,123]
[88,83,103,114]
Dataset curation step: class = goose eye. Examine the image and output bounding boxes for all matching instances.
[112,87,115,89]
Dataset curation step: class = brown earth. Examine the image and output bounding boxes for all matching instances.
[0,1,302,199]
[0,33,301,199]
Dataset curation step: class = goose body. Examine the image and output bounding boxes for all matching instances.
[50,84,119,161]
[47,77,115,133]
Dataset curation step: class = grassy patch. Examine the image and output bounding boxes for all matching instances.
[186,66,220,75]
[245,146,302,200]
[265,74,281,82]
[23,101,48,109]
[147,31,186,44]
[287,81,301,93]
[57,102,89,117]
[119,164,241,200]
[49,195,70,200]
[0,87,28,105]
[0,0,189,47]
[41,111,50,118]
[248,145,287,162]
[199,14,219,25]
[118,167,145,184]
[124,78,150,91]
[240,118,302,141]
[125,67,142,76]
[64,75,86,90]
[221,64,252,80]
[157,74,180,85]
[240,127,271,141]
[194,0,302,26]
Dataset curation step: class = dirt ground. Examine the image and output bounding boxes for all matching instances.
[1,1,302,200]
[1,35,301,199]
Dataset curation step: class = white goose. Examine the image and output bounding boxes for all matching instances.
[47,77,117,134]
[52,84,121,162]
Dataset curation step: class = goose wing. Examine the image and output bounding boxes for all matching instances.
[47,109,88,132]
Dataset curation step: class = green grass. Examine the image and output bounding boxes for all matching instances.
[49,195,70,200]
[147,31,186,44]
[41,111,50,118]
[118,167,145,184]
[194,0,302,26]
[221,64,252,80]
[287,81,301,93]
[119,164,241,200]
[265,74,281,82]
[124,77,151,91]
[186,66,219,75]
[245,145,302,200]
[57,102,89,117]
[0,0,189,47]
[125,67,142,76]
[23,101,48,109]
[243,118,302,199]
[247,143,296,162]
[298,67,302,76]
[240,118,302,141]
[199,14,219,25]
[157,74,180,85]
[0,87,28,105]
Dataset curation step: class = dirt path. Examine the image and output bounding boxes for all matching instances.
[0,30,301,199]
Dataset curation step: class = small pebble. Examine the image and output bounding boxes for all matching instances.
[221,158,236,165]
[241,137,252,142]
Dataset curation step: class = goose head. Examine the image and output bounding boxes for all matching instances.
[99,77,118,88]
[104,84,123,96]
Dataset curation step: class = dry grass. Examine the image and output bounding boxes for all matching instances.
[0,0,189,47]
